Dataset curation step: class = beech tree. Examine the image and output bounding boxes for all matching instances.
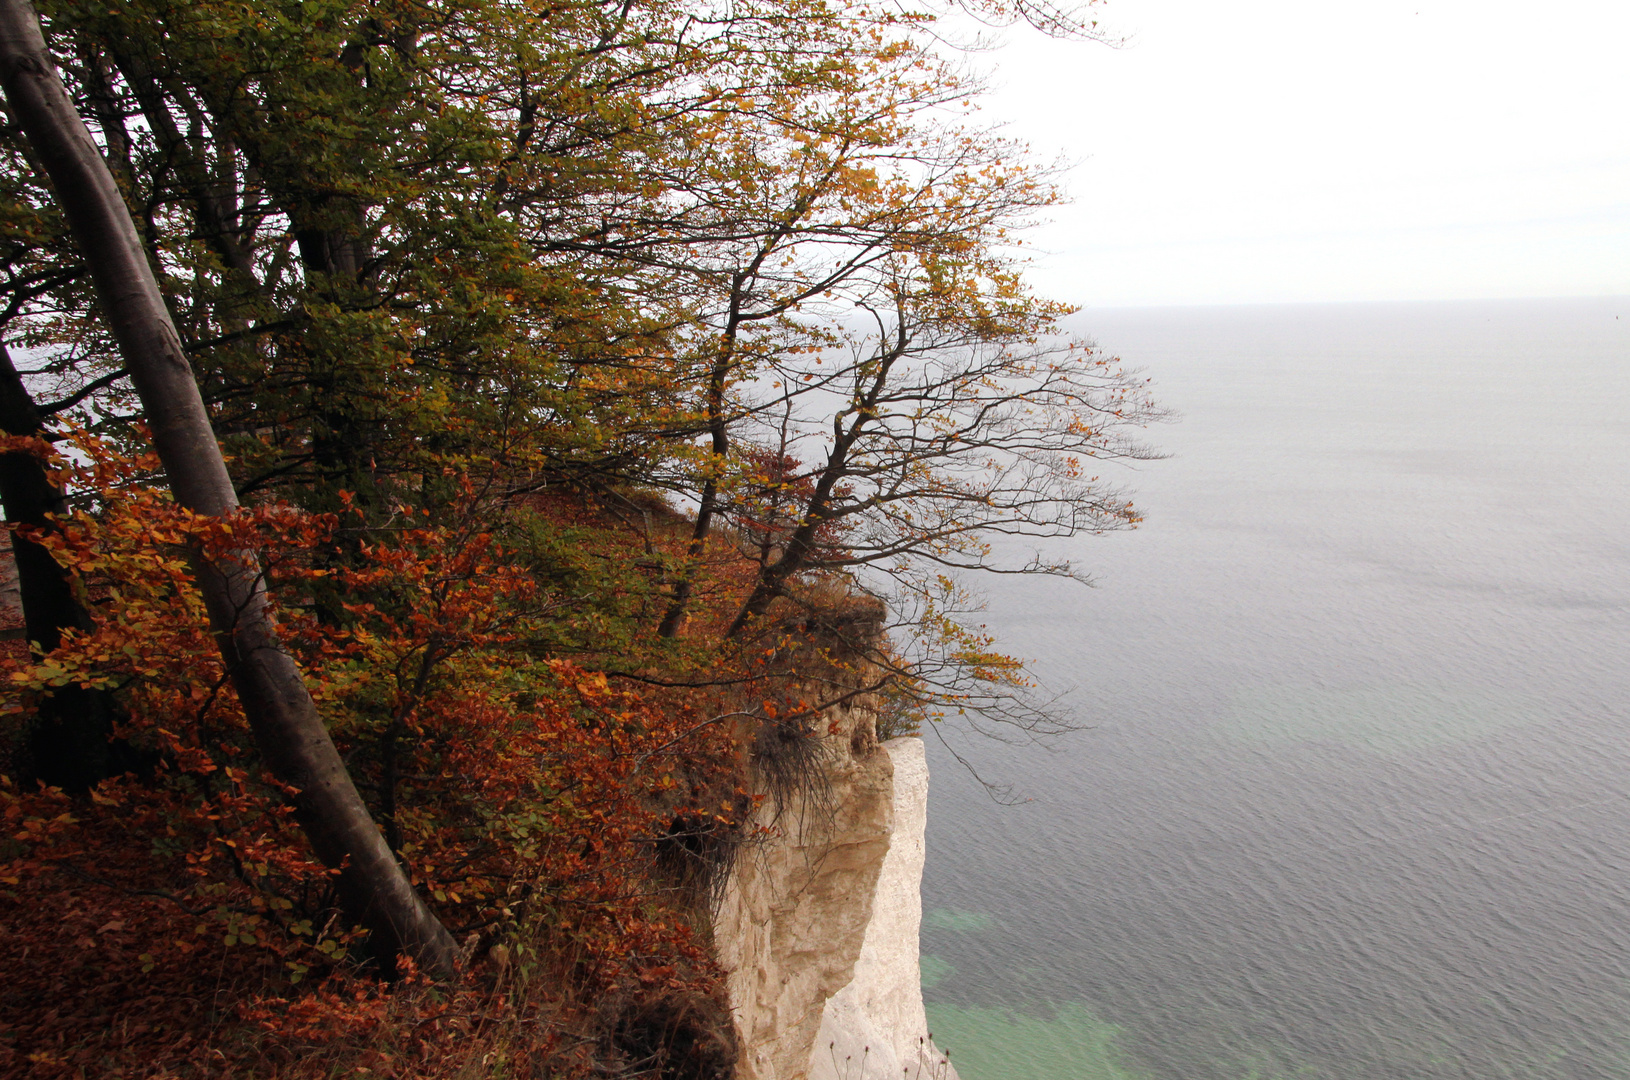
[0,0,1152,752]
[0,0,939,511]
[0,0,460,978]
[637,11,1162,691]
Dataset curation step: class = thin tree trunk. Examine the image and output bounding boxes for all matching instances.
[657,273,745,638]
[0,0,460,979]
[0,342,121,790]
[725,334,902,639]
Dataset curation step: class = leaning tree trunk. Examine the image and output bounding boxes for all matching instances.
[0,0,460,979]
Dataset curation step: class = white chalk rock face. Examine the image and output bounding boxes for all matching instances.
[716,716,956,1080]
[715,701,896,1080]
[809,738,957,1080]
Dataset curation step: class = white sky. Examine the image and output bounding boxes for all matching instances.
[971,0,1630,306]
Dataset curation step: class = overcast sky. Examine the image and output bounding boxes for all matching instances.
[972,0,1630,306]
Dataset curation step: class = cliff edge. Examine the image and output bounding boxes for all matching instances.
[715,702,957,1080]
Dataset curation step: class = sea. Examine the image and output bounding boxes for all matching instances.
[920,295,1630,1080]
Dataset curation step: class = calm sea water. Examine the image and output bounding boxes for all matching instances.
[921,296,1630,1080]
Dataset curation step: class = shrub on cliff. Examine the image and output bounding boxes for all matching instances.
[0,436,741,1075]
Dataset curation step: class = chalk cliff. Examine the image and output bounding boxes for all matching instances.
[715,700,957,1080]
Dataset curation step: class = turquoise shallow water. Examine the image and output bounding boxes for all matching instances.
[925,1001,1145,1080]
[921,297,1630,1080]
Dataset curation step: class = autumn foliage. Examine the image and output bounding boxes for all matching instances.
[0,437,747,1076]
